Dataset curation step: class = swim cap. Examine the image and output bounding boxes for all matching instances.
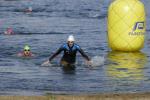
[24,45,30,50]
[67,35,75,42]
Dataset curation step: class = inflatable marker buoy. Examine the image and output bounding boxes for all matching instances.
[108,0,146,51]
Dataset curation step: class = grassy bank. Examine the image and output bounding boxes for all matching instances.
[0,93,150,100]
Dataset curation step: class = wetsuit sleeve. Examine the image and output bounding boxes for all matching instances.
[49,46,63,62]
[77,47,90,61]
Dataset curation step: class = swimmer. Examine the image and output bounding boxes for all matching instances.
[17,45,34,57]
[4,28,14,35]
[25,6,32,13]
[42,35,92,67]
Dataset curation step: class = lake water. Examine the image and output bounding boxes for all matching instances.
[0,0,150,95]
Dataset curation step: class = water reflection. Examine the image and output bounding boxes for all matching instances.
[106,51,147,81]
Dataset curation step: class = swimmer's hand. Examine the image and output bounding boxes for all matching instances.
[85,60,92,66]
[17,53,22,57]
[41,60,51,66]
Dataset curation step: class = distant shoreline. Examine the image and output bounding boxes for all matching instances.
[1,92,150,100]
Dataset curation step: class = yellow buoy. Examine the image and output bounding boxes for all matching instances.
[108,0,146,51]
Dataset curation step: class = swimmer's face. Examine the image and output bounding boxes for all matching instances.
[24,49,30,56]
[68,41,74,47]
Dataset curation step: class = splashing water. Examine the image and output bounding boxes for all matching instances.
[91,56,105,67]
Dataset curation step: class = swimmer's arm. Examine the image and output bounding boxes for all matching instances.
[41,46,64,66]
[78,48,90,61]
[78,48,92,66]
[17,52,23,57]
[49,47,63,62]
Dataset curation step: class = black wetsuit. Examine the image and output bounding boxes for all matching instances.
[49,43,90,65]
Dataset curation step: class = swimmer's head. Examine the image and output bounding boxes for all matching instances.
[67,35,75,47]
[23,45,31,56]
[28,7,32,11]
